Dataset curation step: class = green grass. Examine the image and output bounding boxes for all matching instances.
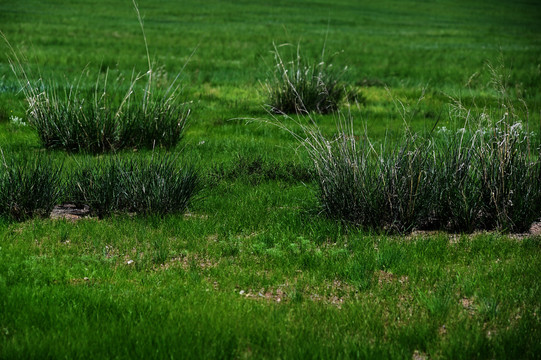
[1,217,540,358]
[0,154,63,221]
[1,0,541,358]
[68,153,200,217]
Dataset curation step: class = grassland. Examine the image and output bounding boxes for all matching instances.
[1,0,540,358]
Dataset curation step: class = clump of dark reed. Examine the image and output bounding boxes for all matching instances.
[2,2,191,154]
[269,72,540,233]
[265,43,348,115]
[14,69,190,153]
[0,151,63,221]
[4,50,189,153]
[68,154,200,218]
[432,62,541,232]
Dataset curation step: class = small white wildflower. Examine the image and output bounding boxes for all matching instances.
[9,115,26,126]
[437,126,448,134]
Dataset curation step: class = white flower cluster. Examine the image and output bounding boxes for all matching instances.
[10,115,26,126]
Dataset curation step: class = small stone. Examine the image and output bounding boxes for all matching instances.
[126,260,134,265]
[83,277,89,281]
[239,290,245,295]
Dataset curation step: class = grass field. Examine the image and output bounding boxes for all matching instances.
[1,0,541,358]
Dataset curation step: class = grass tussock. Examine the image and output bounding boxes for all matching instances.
[68,154,200,218]
[5,59,190,154]
[2,3,191,154]
[265,43,350,115]
[0,152,62,221]
[271,80,541,233]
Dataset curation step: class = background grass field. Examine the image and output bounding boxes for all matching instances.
[1,0,540,358]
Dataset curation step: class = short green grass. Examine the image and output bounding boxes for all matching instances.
[1,0,540,358]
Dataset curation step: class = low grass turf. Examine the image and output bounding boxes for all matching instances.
[1,0,540,358]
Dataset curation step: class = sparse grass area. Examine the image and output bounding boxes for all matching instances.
[0,0,540,358]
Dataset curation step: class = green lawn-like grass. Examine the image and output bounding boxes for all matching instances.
[1,0,540,358]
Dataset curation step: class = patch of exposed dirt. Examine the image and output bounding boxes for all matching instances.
[375,270,409,287]
[120,248,219,271]
[412,350,428,360]
[409,221,541,242]
[183,212,208,220]
[69,277,91,285]
[460,297,476,316]
[238,287,286,303]
[155,254,218,271]
[207,234,219,242]
[236,278,359,307]
[50,203,91,221]
[438,324,447,336]
[529,221,541,235]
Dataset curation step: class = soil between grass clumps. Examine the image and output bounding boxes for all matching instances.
[50,203,91,221]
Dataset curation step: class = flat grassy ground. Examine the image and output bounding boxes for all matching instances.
[1,0,540,358]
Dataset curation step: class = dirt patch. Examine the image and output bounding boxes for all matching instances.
[236,278,358,307]
[438,324,447,336]
[50,203,91,221]
[238,287,286,303]
[154,254,219,271]
[460,297,476,316]
[412,350,428,360]
[183,212,208,220]
[530,221,541,235]
[68,277,91,285]
[375,270,409,287]
[410,222,541,242]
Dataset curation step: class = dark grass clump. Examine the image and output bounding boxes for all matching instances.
[266,43,348,115]
[12,69,189,154]
[270,71,541,233]
[3,7,190,154]
[68,154,199,218]
[0,153,63,221]
[305,120,540,233]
